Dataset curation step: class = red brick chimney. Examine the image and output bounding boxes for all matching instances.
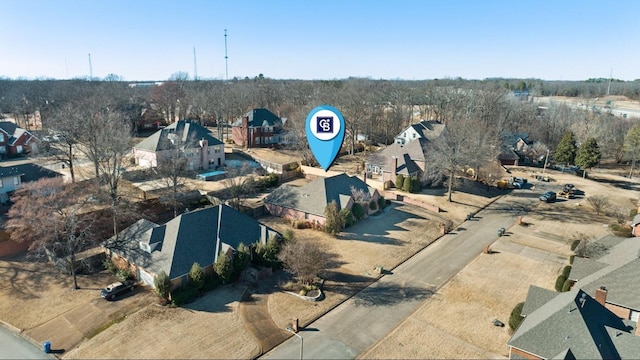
[595,286,607,306]
[242,115,250,148]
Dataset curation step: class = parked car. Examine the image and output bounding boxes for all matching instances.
[100,280,135,300]
[513,177,527,188]
[539,191,556,202]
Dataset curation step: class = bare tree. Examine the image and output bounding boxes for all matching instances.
[423,120,472,202]
[222,163,257,210]
[587,195,609,215]
[45,103,84,183]
[277,238,333,285]
[155,138,197,217]
[6,178,98,290]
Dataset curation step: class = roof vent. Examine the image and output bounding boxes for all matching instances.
[579,293,587,308]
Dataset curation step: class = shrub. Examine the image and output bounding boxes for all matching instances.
[233,243,251,277]
[339,208,355,228]
[569,255,575,264]
[570,240,581,251]
[189,262,205,291]
[411,177,421,192]
[396,174,405,189]
[299,289,307,296]
[609,223,633,237]
[171,285,199,306]
[562,279,573,292]
[283,229,295,242]
[378,197,386,209]
[154,271,171,300]
[555,275,567,292]
[352,203,365,220]
[116,269,134,281]
[562,265,572,278]
[508,302,525,330]
[402,176,412,192]
[369,200,377,211]
[102,258,117,274]
[214,254,233,284]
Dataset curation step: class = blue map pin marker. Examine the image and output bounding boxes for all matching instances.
[306,105,345,171]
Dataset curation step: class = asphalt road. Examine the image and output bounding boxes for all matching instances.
[0,325,54,359]
[262,194,530,359]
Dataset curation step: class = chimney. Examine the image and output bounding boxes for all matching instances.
[242,115,249,148]
[391,156,398,184]
[595,286,607,306]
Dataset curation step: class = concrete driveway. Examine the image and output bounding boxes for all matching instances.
[262,195,525,359]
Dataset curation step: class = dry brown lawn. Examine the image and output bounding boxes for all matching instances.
[64,285,259,359]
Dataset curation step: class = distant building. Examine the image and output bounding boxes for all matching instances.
[232,109,286,148]
[0,122,40,156]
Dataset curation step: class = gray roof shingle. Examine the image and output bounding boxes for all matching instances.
[134,120,222,152]
[509,289,640,359]
[111,205,279,280]
[232,108,283,128]
[264,173,377,217]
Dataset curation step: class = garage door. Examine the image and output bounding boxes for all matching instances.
[137,268,156,288]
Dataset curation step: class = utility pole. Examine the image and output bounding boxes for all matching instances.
[607,68,613,96]
[224,29,229,81]
[542,149,550,176]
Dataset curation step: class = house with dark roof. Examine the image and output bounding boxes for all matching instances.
[133,120,224,170]
[107,204,280,289]
[264,173,380,226]
[394,120,444,145]
[508,288,640,359]
[509,236,640,359]
[0,162,61,203]
[366,138,427,185]
[231,108,286,148]
[0,122,40,157]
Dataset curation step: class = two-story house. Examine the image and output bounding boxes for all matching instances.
[133,120,224,170]
[231,108,285,148]
[394,120,444,145]
[0,122,40,157]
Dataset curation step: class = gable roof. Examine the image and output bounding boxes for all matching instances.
[134,120,222,152]
[111,205,279,280]
[264,173,378,217]
[508,289,640,359]
[232,108,283,128]
[0,121,38,145]
[521,285,558,317]
[396,120,445,142]
[366,138,428,174]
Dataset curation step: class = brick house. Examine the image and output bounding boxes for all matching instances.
[231,108,285,148]
[106,205,280,290]
[0,122,40,157]
[264,173,380,226]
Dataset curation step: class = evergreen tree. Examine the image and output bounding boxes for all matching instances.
[214,253,233,284]
[575,137,601,178]
[554,131,577,166]
[154,271,171,300]
[189,262,204,290]
[324,200,343,235]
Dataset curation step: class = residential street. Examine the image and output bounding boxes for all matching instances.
[262,194,530,359]
[0,325,53,359]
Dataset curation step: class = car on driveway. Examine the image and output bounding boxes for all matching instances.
[100,280,136,300]
[539,191,556,202]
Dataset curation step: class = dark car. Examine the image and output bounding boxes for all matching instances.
[539,191,557,202]
[100,280,135,300]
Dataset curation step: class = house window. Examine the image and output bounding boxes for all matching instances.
[412,133,416,138]
[0,134,4,142]
[13,177,19,186]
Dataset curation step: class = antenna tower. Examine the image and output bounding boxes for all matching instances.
[193,47,198,81]
[224,29,229,81]
[88,53,93,80]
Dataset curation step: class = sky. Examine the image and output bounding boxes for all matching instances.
[2,0,639,82]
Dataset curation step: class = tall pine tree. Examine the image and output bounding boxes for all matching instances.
[554,131,577,166]
[575,137,601,178]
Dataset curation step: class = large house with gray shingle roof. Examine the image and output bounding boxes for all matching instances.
[508,288,640,359]
[107,204,279,289]
[133,120,224,170]
[508,236,640,359]
[366,138,428,185]
[264,173,380,226]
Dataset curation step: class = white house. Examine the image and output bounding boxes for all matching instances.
[394,120,444,145]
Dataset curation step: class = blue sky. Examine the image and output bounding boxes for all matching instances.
[2,0,639,81]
